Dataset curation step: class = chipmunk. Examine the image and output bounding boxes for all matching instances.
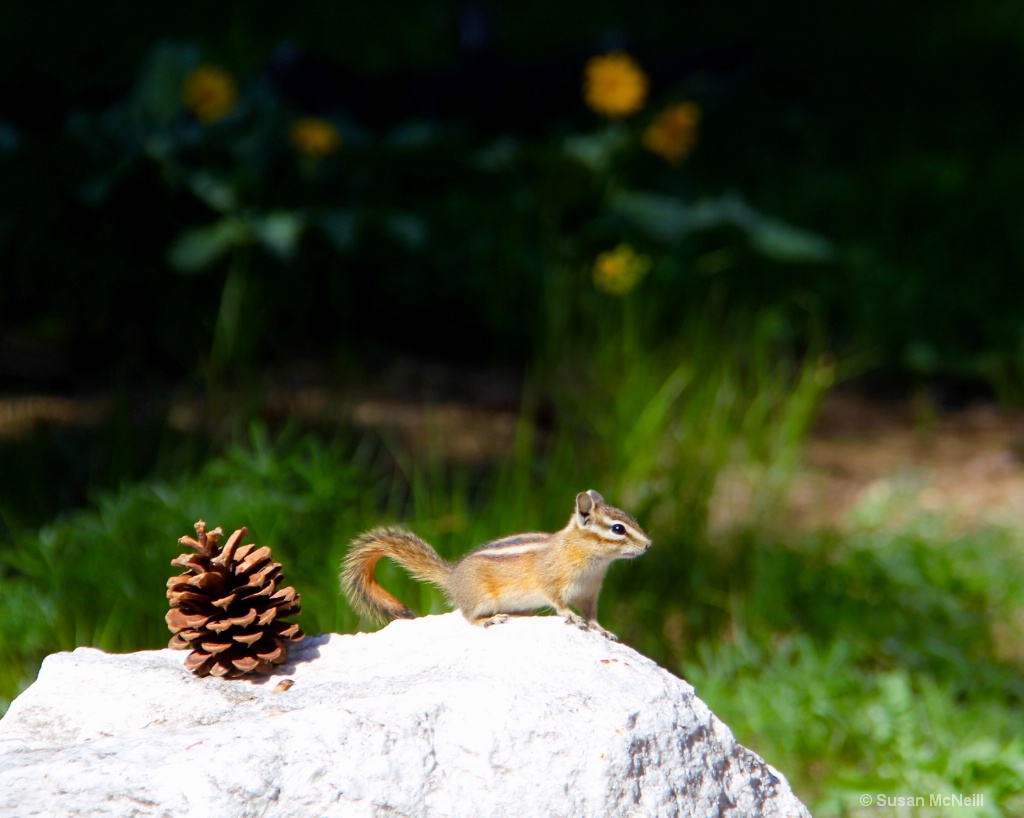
[341,490,652,640]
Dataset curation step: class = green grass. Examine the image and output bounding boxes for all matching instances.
[689,519,1024,815]
[2,327,1023,814]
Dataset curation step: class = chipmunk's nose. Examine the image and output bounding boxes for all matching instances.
[643,539,653,551]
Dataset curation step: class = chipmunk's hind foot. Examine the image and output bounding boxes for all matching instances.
[564,613,590,631]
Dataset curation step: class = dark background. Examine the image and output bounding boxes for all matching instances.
[3,1,1024,397]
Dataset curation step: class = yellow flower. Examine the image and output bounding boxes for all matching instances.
[290,117,343,158]
[583,51,648,118]
[592,244,652,296]
[182,65,237,124]
[643,102,702,165]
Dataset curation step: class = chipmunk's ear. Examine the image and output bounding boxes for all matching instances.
[576,490,603,524]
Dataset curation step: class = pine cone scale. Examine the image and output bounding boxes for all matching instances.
[171,554,207,571]
[184,650,213,672]
[269,587,297,604]
[255,642,287,663]
[274,622,303,640]
[231,656,261,674]
[256,608,278,627]
[237,546,272,571]
[166,609,210,630]
[237,584,275,601]
[188,572,229,592]
[210,528,247,569]
[168,590,211,607]
[232,543,257,562]
[229,609,258,628]
[248,563,282,586]
[211,593,238,610]
[200,640,234,654]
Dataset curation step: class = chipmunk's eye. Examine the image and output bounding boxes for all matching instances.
[611,523,626,535]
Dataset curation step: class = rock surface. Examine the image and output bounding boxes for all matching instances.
[0,612,811,818]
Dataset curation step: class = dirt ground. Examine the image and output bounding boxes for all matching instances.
[348,388,1024,534]
[782,392,1024,532]
[3,385,1023,533]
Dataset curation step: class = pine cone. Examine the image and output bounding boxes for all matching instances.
[166,520,304,678]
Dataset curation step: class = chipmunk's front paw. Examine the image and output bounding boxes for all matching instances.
[589,621,619,640]
[481,614,510,628]
[564,614,590,631]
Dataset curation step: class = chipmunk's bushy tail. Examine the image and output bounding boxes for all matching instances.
[341,527,452,623]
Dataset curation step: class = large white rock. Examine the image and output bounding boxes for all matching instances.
[0,612,810,818]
